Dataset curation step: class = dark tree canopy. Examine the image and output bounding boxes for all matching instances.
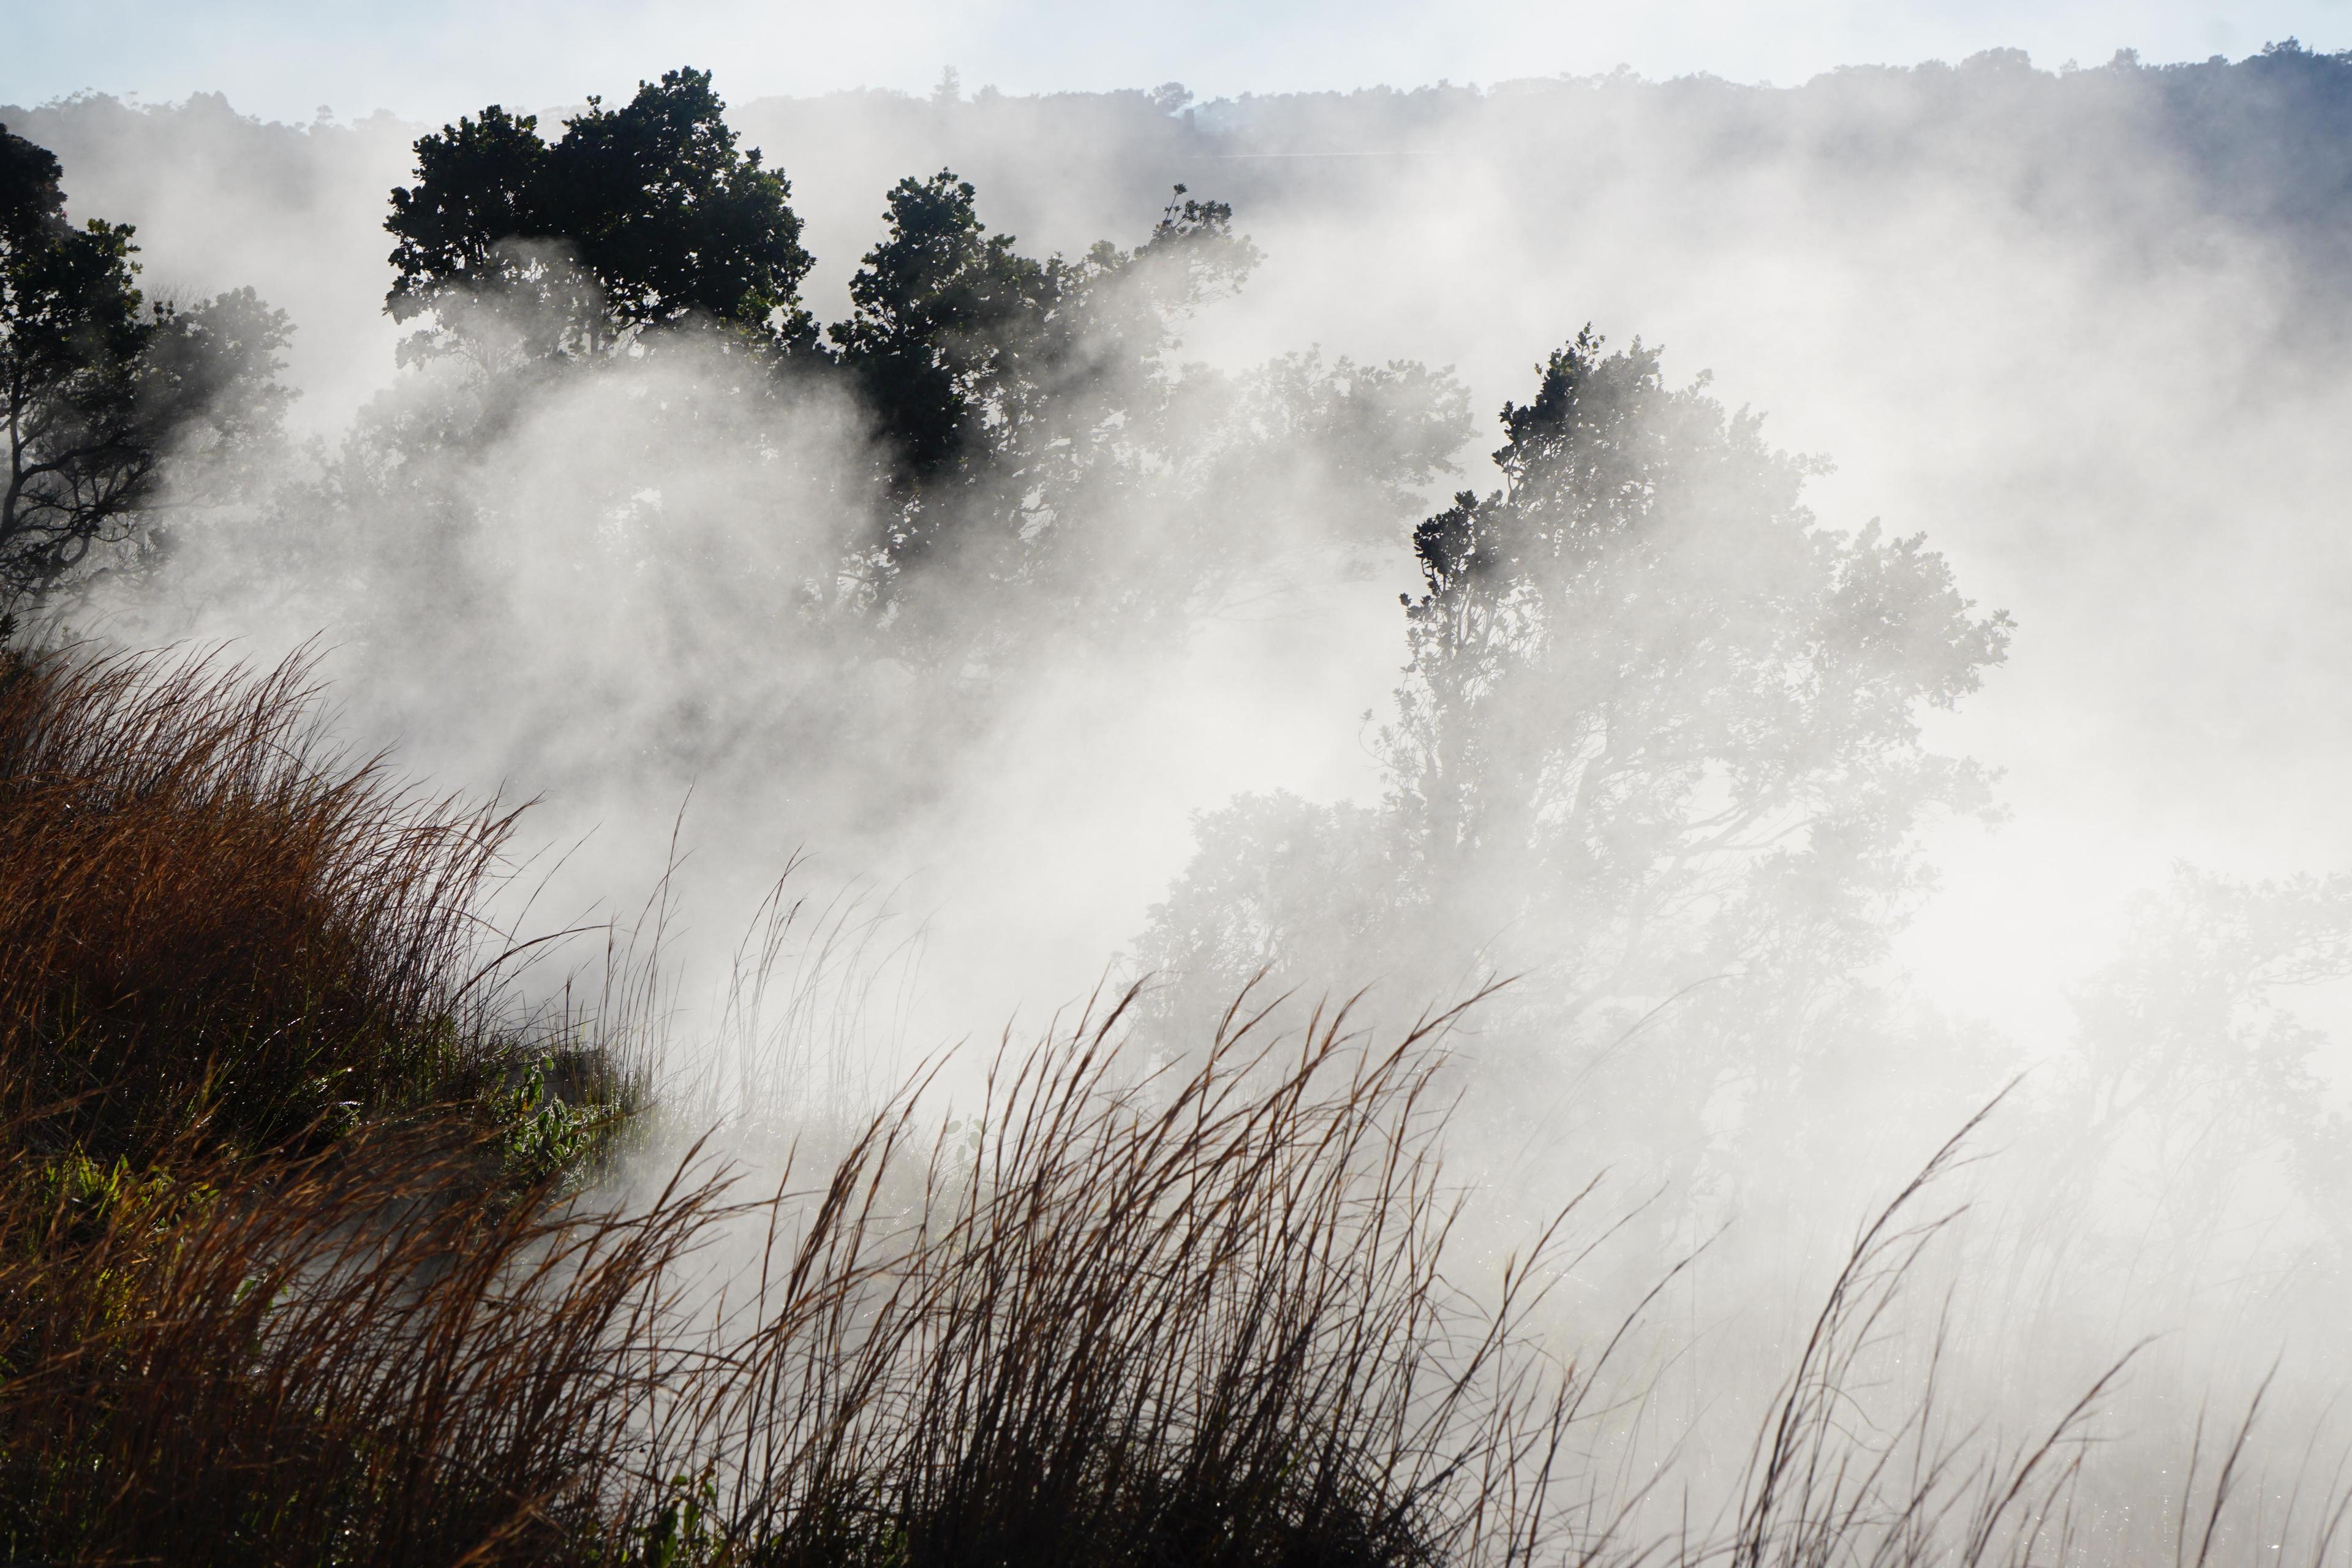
[831,170,1060,497]
[0,124,288,608]
[349,74,1463,735]
[386,69,814,360]
[1,126,147,601]
[829,175,1262,602]
[382,106,547,325]
[375,81,1457,666]
[834,178,1257,491]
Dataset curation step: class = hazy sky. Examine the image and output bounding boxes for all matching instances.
[9,1,2351,123]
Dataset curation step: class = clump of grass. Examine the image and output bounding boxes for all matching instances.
[0,990,1588,1566]
[7,638,2341,1568]
[0,1122,730,1563]
[0,640,640,1172]
[687,990,1584,1567]
[1719,1095,2131,1568]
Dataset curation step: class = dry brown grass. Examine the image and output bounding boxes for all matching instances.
[0,639,636,1170]
[0,1128,720,1562]
[3,638,2339,1567]
[0,993,1589,1566]
[0,640,1583,1563]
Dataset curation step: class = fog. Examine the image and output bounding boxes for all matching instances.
[13,43,2352,1554]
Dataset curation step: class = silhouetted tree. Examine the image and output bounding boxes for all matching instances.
[1140,332,2010,1197]
[341,89,1469,783]
[1,125,290,606]
[386,69,814,362]
[1381,331,2005,971]
[831,170,1060,507]
[816,175,1471,665]
[374,73,1466,664]
[830,175,1262,597]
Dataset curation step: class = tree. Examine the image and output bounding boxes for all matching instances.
[375,85,1468,663]
[1378,331,2008,1000]
[1139,331,2011,1195]
[829,175,1262,593]
[342,98,1474,807]
[830,169,1062,511]
[818,173,1470,660]
[385,69,815,362]
[1,124,290,608]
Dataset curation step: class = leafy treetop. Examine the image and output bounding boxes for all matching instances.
[1140,333,2013,1167]
[1,124,289,607]
[386,69,813,360]
[829,173,1260,593]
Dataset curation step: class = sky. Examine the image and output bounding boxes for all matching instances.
[7,0,2352,123]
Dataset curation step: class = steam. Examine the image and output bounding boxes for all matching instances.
[13,47,2352,1553]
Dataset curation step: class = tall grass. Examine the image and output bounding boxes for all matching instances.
[0,998,1589,1564]
[0,640,1583,1563]
[0,640,639,1171]
[4,639,2345,1566]
[0,1127,725,1562]
[688,995,1583,1567]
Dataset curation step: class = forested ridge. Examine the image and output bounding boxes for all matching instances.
[23,40,2352,284]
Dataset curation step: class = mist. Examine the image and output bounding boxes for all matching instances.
[12,40,2352,1558]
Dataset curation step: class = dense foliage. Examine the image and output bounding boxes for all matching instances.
[0,123,288,606]
[387,68,814,360]
[369,79,1455,672]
